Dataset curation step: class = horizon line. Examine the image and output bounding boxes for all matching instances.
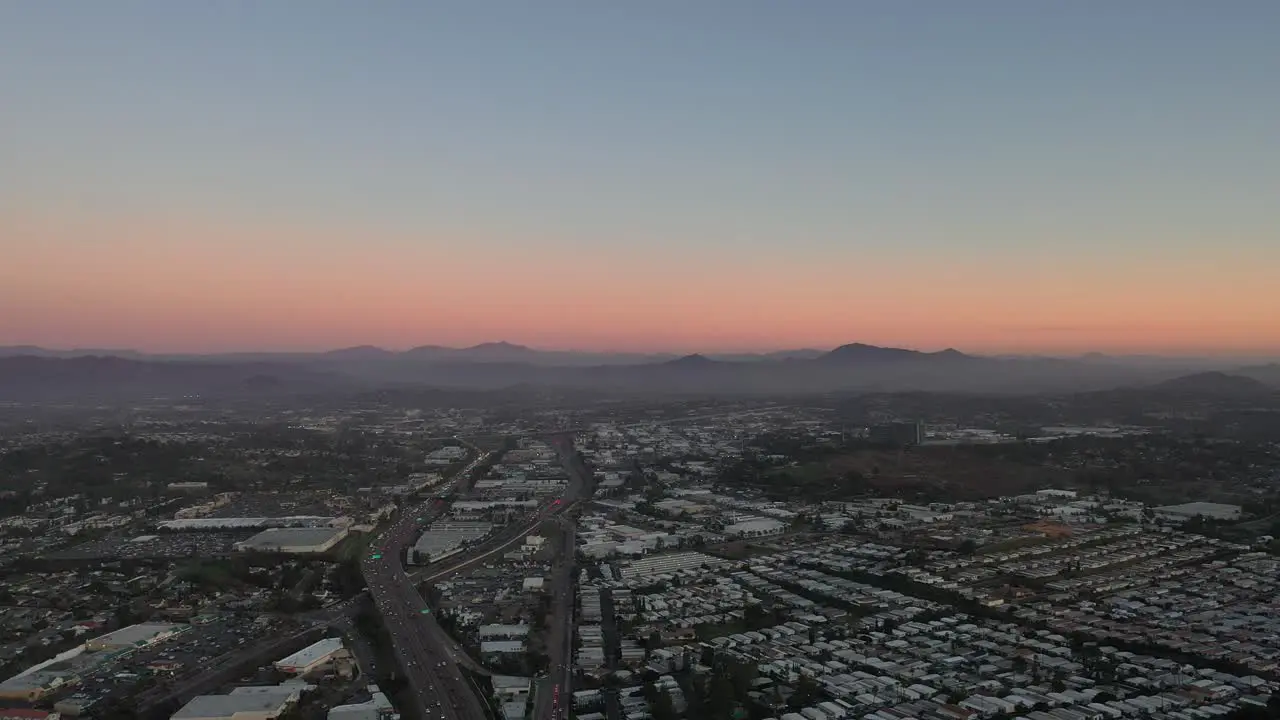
[3,341,1279,362]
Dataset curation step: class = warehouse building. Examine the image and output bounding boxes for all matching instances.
[170,684,308,720]
[274,638,345,676]
[410,521,492,565]
[235,527,348,554]
[327,684,397,720]
[86,623,185,652]
[159,516,339,531]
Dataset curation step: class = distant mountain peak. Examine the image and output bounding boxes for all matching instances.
[465,341,533,352]
[323,345,393,358]
[667,353,716,365]
[817,343,975,366]
[823,343,920,362]
[1152,371,1269,395]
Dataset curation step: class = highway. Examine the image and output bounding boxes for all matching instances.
[533,516,576,720]
[534,436,593,720]
[362,450,493,720]
[363,436,591,720]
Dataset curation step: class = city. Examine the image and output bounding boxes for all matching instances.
[3,3,1280,720]
[1,387,1279,720]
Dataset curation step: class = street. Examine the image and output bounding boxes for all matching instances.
[362,436,590,720]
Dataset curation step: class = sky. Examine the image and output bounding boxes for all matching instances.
[2,1,1278,356]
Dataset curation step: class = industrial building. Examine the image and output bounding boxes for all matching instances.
[327,684,398,720]
[410,521,492,565]
[477,625,532,641]
[235,527,348,554]
[158,516,339,531]
[273,638,345,675]
[85,623,185,652]
[479,640,525,657]
[723,516,786,538]
[0,673,69,704]
[170,685,308,720]
[0,646,104,702]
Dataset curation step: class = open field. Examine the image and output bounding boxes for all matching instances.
[760,446,1073,502]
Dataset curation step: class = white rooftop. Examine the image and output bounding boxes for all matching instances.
[275,637,344,671]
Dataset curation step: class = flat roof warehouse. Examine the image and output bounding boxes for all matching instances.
[85,623,185,651]
[234,526,348,553]
[273,638,344,674]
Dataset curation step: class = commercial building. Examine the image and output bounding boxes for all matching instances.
[158,516,338,531]
[479,641,525,657]
[0,647,103,702]
[86,623,185,652]
[491,676,531,720]
[723,517,786,538]
[274,638,345,675]
[0,674,71,704]
[410,521,492,565]
[424,446,467,466]
[169,694,292,720]
[235,527,348,554]
[327,685,398,720]
[477,625,532,641]
[1155,502,1242,522]
[171,685,307,720]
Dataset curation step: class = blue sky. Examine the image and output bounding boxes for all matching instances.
[2,1,1278,353]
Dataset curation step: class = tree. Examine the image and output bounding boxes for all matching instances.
[957,539,978,555]
[651,690,678,720]
[789,674,821,708]
[706,669,737,720]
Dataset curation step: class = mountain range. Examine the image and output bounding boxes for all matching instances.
[2,341,1279,402]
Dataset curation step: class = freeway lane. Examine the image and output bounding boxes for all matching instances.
[533,516,575,720]
[534,435,592,720]
[365,435,592,720]
[363,450,492,720]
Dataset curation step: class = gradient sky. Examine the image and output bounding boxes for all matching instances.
[3,2,1278,355]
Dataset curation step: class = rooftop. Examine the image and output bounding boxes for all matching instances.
[171,693,294,719]
[236,526,346,551]
[87,622,184,650]
[274,637,344,671]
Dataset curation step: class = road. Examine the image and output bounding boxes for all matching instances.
[533,436,593,720]
[362,450,493,720]
[533,516,576,720]
[364,436,591,720]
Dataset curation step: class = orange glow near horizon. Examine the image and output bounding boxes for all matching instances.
[2,210,1278,357]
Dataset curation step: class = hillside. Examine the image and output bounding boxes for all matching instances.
[1150,371,1272,396]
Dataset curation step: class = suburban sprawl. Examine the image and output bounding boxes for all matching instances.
[2,389,1280,720]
